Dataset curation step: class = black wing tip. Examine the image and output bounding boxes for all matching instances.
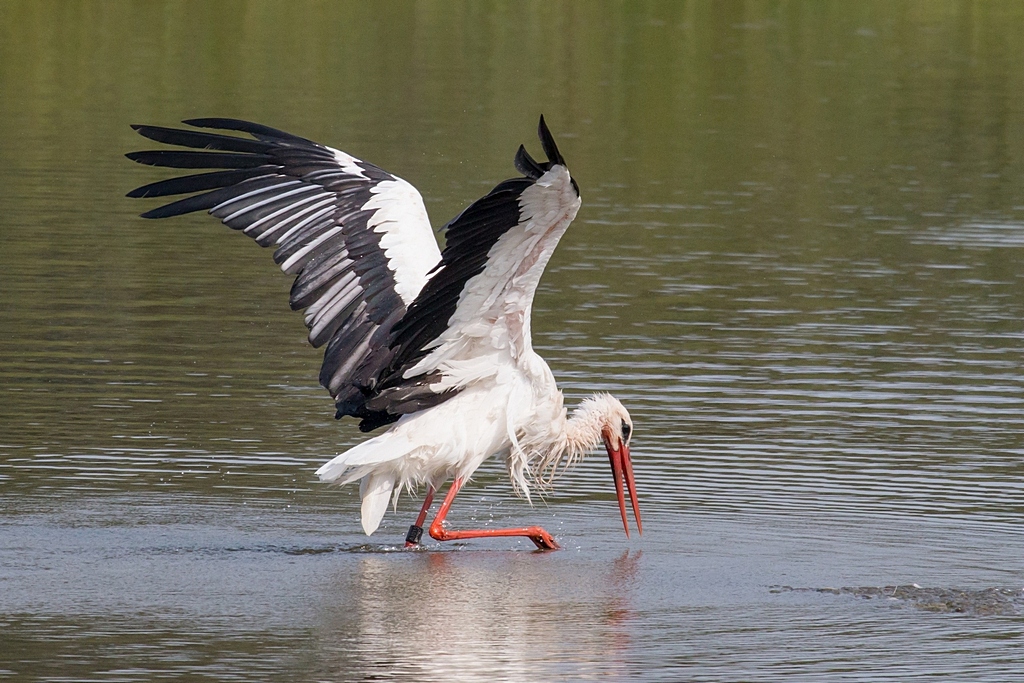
[514,144,544,179]
[181,117,249,129]
[512,115,570,180]
[129,118,308,147]
[129,119,251,134]
[182,117,308,142]
[138,207,167,219]
[537,114,565,167]
[183,117,223,125]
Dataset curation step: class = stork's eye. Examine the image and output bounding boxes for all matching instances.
[621,420,632,441]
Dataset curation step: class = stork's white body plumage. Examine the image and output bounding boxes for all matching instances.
[318,365,554,535]
[128,117,640,549]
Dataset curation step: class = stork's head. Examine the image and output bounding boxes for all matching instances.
[572,394,642,538]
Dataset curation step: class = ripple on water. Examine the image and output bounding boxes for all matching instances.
[899,221,1024,248]
[772,585,1024,617]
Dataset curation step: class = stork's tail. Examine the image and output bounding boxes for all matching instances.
[315,431,418,536]
[358,472,396,536]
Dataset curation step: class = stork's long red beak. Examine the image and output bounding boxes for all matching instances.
[603,428,642,538]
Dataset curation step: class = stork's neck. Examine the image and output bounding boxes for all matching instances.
[563,399,609,456]
[507,393,610,500]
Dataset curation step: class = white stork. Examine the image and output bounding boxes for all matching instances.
[127,116,640,550]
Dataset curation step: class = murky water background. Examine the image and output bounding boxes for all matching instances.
[2,1,1023,680]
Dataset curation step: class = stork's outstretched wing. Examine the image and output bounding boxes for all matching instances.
[127,119,441,426]
[365,116,582,416]
[128,116,580,432]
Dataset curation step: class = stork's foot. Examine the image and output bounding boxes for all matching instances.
[526,527,560,550]
[428,522,561,550]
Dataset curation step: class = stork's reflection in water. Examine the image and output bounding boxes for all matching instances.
[309,549,642,681]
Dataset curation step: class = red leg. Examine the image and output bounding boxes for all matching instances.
[405,486,436,547]
[428,477,560,550]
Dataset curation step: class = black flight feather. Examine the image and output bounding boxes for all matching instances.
[127,168,270,199]
[537,115,565,167]
[130,124,272,154]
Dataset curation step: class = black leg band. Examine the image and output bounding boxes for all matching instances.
[406,525,423,545]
